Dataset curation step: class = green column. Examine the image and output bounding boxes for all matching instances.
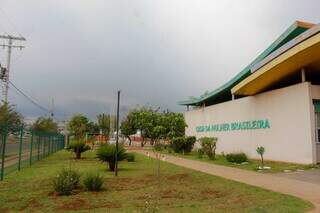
[29,132,33,165]
[18,128,24,171]
[0,127,7,181]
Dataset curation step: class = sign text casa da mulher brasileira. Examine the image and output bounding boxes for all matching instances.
[196,119,270,132]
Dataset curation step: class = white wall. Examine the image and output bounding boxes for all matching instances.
[185,82,315,164]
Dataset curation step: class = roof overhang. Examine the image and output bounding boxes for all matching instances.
[231,24,320,96]
[179,20,314,106]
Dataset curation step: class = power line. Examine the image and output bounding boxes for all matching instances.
[0,7,23,38]
[8,80,50,113]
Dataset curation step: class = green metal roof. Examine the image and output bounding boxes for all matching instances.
[178,21,313,106]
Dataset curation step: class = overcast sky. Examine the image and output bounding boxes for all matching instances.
[1,0,320,121]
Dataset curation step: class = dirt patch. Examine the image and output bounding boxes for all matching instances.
[166,173,191,182]
[200,189,226,199]
[161,189,185,199]
[0,208,9,213]
[100,202,121,209]
[107,175,155,191]
[57,198,89,211]
[18,198,43,211]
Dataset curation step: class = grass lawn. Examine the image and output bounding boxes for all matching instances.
[0,150,314,213]
[159,149,319,173]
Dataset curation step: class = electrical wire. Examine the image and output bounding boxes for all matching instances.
[0,7,23,38]
[8,80,50,113]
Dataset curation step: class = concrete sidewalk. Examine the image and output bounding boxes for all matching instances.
[135,150,320,212]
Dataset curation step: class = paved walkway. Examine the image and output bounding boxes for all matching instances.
[134,149,320,212]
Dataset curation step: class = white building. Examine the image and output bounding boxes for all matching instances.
[179,21,320,164]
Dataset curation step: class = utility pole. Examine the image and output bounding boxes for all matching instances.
[50,98,54,118]
[0,34,26,102]
[115,90,120,176]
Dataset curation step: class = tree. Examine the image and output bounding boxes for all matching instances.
[120,114,135,146]
[121,107,188,147]
[0,102,24,133]
[66,140,91,159]
[67,114,90,140]
[132,108,156,146]
[97,113,111,136]
[162,112,187,140]
[32,117,58,133]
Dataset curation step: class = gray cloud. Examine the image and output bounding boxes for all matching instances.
[1,0,320,120]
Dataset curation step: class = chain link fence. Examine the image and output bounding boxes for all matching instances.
[0,124,65,180]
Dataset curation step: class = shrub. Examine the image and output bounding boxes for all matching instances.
[67,140,90,159]
[170,136,196,154]
[170,137,185,153]
[197,148,204,158]
[153,142,164,151]
[83,172,104,191]
[96,144,127,171]
[126,153,135,162]
[256,146,265,167]
[184,136,196,153]
[199,137,217,160]
[53,169,80,195]
[226,152,248,164]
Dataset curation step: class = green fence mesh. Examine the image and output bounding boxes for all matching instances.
[0,124,65,180]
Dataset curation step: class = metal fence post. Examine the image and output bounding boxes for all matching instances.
[18,128,23,171]
[37,135,40,160]
[0,126,8,181]
[43,135,45,158]
[29,132,33,165]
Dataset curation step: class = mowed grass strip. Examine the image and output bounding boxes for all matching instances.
[0,150,313,213]
[160,150,318,173]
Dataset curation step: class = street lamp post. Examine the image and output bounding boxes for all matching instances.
[115,90,120,176]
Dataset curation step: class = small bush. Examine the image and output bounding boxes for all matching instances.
[197,148,204,158]
[53,169,80,195]
[199,137,217,160]
[153,143,164,151]
[126,153,135,162]
[170,136,196,154]
[170,137,185,153]
[96,144,127,171]
[66,140,91,159]
[184,136,196,153]
[226,152,248,164]
[83,172,104,191]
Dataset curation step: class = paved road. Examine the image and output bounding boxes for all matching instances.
[276,169,320,185]
[134,149,320,213]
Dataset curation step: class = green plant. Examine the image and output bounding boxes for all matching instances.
[96,144,127,171]
[66,140,91,159]
[226,152,248,164]
[256,146,265,167]
[53,169,80,195]
[153,142,164,151]
[184,136,196,153]
[197,148,204,158]
[170,137,185,153]
[199,137,217,160]
[126,153,135,162]
[170,136,196,154]
[83,172,104,191]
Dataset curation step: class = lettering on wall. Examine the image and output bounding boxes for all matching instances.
[195,119,270,132]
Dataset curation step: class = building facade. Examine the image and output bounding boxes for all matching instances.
[179,21,320,164]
